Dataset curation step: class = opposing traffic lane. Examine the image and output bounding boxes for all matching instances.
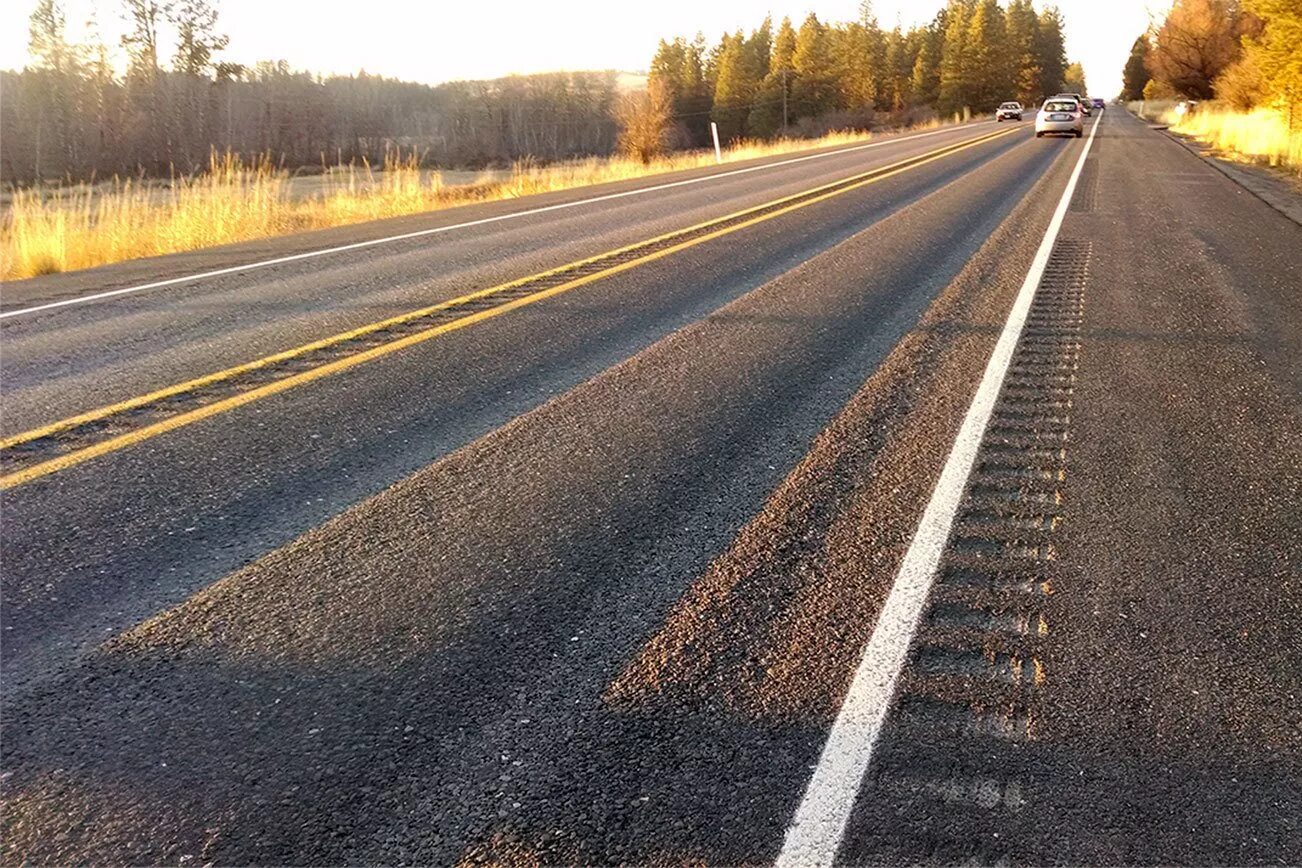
[1,125,1043,693]
[1,123,1002,436]
[1,122,999,317]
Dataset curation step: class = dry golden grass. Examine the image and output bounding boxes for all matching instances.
[1,122,945,281]
[1129,100,1302,177]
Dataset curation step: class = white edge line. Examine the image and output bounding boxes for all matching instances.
[774,115,1100,868]
[0,123,993,320]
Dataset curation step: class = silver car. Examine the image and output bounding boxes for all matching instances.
[1036,98,1084,138]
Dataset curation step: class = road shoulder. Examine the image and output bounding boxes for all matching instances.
[1132,108,1302,226]
[1044,101,1301,864]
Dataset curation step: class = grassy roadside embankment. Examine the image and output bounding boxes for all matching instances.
[1,121,955,282]
[1129,99,1302,179]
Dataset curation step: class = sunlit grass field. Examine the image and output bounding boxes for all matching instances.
[1,122,947,282]
[1129,100,1302,178]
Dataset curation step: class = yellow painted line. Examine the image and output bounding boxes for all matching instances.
[1,126,1013,455]
[1,125,1021,490]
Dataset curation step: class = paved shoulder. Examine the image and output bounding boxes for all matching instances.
[1051,108,1300,863]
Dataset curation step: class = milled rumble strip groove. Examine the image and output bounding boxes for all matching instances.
[0,127,1020,490]
[844,243,1086,863]
[775,115,1098,867]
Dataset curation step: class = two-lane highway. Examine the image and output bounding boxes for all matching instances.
[2,108,1298,865]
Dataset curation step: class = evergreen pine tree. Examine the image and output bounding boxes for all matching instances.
[882,26,914,111]
[772,16,798,74]
[835,22,877,110]
[1006,0,1042,105]
[967,0,1010,111]
[1063,61,1088,95]
[863,11,889,111]
[648,37,712,146]
[1035,6,1068,96]
[748,16,773,80]
[1120,35,1151,101]
[938,0,974,115]
[792,13,839,118]
[911,12,945,108]
[712,31,760,141]
[649,39,689,113]
[171,0,228,77]
[684,35,713,144]
[748,16,797,136]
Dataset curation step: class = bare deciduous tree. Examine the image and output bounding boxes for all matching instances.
[616,81,672,164]
[171,0,228,76]
[1147,0,1251,99]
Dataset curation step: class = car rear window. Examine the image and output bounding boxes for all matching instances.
[1044,101,1077,112]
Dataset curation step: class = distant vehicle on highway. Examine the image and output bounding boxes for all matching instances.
[1091,97,1105,110]
[1053,93,1090,116]
[996,101,1024,121]
[1036,98,1084,138]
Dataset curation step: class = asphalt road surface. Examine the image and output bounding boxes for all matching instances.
[1,110,1298,865]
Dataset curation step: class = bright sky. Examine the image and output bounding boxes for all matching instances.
[0,0,1163,98]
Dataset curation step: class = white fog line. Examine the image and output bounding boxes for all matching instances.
[775,115,1100,868]
[0,123,993,321]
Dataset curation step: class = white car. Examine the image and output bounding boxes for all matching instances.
[1035,98,1084,138]
[996,101,1023,121]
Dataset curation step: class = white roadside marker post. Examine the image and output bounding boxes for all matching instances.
[711,122,723,165]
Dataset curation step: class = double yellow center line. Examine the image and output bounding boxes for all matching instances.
[1,125,1019,490]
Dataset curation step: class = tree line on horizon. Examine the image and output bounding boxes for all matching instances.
[3,0,628,184]
[1118,0,1300,126]
[645,0,1085,150]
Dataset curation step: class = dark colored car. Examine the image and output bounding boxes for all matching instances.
[1054,92,1090,116]
[1091,97,1105,110]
